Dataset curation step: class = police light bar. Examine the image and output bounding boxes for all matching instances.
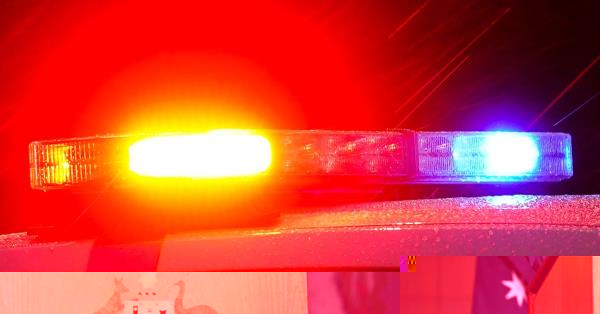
[29,130,573,190]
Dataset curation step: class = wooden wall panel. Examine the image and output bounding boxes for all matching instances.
[535,256,593,314]
[0,272,307,314]
[399,256,476,314]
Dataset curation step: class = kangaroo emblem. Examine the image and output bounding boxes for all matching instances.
[174,280,218,314]
[94,278,129,314]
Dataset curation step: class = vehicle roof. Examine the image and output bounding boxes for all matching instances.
[2,194,598,271]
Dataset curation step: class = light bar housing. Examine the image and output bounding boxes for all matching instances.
[29,130,573,190]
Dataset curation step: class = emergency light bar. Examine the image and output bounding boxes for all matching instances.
[29,130,573,190]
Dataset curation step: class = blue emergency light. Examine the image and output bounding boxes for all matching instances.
[416,132,572,182]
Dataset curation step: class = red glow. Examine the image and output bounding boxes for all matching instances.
[2,1,381,234]
[16,1,378,136]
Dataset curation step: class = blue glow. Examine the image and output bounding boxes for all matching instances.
[418,131,571,182]
[482,133,540,176]
[452,132,540,178]
[485,195,537,207]
[564,137,574,174]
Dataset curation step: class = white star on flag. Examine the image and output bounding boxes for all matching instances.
[138,272,158,290]
[502,272,527,307]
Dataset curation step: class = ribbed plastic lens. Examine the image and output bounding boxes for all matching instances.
[29,136,129,190]
[276,131,413,177]
[416,132,572,182]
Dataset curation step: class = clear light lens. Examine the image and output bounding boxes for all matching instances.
[276,131,412,177]
[29,137,122,190]
[128,130,272,178]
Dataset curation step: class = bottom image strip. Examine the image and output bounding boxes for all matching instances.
[0,256,597,314]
